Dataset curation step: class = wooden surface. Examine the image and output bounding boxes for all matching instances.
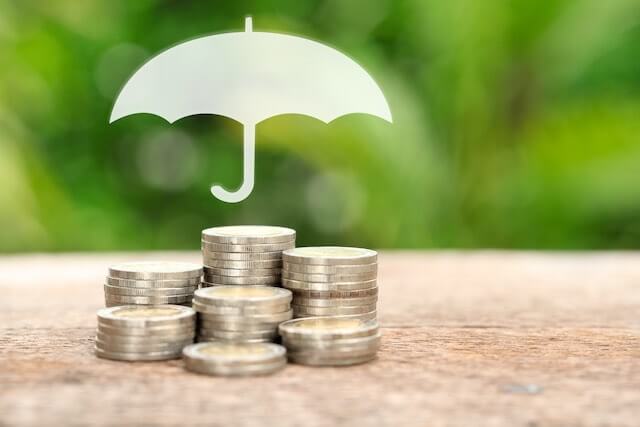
[1,251,639,426]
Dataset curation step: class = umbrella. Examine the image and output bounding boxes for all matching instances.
[110,17,392,203]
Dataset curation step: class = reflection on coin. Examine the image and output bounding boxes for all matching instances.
[105,294,193,305]
[194,286,291,306]
[279,317,379,340]
[203,266,281,277]
[291,295,378,307]
[104,284,198,296]
[282,278,377,291]
[292,304,377,316]
[282,247,377,265]
[202,226,295,244]
[290,287,378,299]
[106,276,201,288]
[95,346,183,361]
[283,262,377,275]
[200,251,284,261]
[183,342,286,376]
[202,258,282,269]
[282,270,376,283]
[202,274,281,286]
[97,305,195,328]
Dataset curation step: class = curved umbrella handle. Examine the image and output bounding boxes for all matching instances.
[211,124,255,203]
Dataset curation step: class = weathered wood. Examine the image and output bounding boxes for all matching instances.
[1,252,638,426]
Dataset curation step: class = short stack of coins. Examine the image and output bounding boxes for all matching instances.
[193,286,293,343]
[95,305,196,361]
[201,226,296,287]
[183,342,287,376]
[104,262,202,307]
[281,247,378,320]
[279,317,381,366]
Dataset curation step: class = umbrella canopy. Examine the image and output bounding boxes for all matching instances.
[111,17,392,203]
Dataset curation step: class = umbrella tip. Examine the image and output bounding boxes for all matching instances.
[245,16,253,32]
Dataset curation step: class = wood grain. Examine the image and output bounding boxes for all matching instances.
[1,251,638,426]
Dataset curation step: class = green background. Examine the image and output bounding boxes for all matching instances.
[1,0,639,252]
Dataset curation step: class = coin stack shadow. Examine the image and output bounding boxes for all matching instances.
[281,247,378,320]
[201,226,296,287]
[104,262,202,307]
[183,342,287,376]
[279,317,381,366]
[95,305,196,361]
[193,286,293,343]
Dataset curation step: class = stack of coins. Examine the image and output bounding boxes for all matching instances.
[104,262,202,307]
[279,317,381,366]
[95,305,196,361]
[193,286,293,343]
[282,247,378,320]
[183,342,287,376]
[201,226,295,287]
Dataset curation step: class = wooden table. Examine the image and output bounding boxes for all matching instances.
[1,252,638,426]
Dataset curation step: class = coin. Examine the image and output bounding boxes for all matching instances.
[203,266,281,277]
[194,286,291,306]
[97,305,195,328]
[197,329,278,340]
[282,270,376,283]
[201,241,295,253]
[105,276,201,288]
[104,284,198,296]
[202,258,282,269]
[193,302,291,316]
[105,294,193,305]
[282,278,377,291]
[196,310,293,325]
[283,262,377,275]
[183,342,286,376]
[95,338,193,353]
[200,251,284,261]
[282,247,377,266]
[282,332,381,350]
[202,226,295,244]
[290,287,378,299]
[95,346,183,361]
[279,317,378,339]
[287,352,376,366]
[108,261,202,280]
[292,304,376,316]
[198,320,279,332]
[95,331,194,344]
[291,295,378,307]
[97,322,195,337]
[202,274,281,286]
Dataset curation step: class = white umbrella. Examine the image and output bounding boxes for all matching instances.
[110,17,392,203]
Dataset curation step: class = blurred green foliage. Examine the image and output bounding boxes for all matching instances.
[1,0,639,251]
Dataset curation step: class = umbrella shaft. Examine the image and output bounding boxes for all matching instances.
[210,124,255,203]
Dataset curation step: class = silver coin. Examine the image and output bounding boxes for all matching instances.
[104,284,198,296]
[283,262,377,275]
[292,304,377,316]
[279,317,379,340]
[198,319,278,332]
[202,274,281,286]
[201,241,295,253]
[108,261,202,280]
[95,331,194,344]
[290,287,378,299]
[196,336,273,344]
[194,286,291,307]
[95,338,193,353]
[105,276,201,288]
[203,258,282,269]
[203,266,281,277]
[282,332,381,350]
[97,305,195,328]
[94,346,182,361]
[287,352,376,366]
[97,322,195,337]
[200,251,284,261]
[282,247,377,266]
[186,357,286,376]
[198,328,278,340]
[197,309,293,324]
[202,226,296,244]
[282,270,376,283]
[292,295,377,308]
[105,294,193,305]
[332,310,378,321]
[282,278,377,291]
[193,302,291,316]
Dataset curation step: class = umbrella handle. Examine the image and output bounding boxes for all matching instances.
[210,124,255,203]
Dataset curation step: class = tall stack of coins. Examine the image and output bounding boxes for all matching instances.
[201,226,296,287]
[193,286,293,343]
[104,262,202,307]
[95,305,196,361]
[281,247,378,320]
[279,317,381,366]
[183,342,287,376]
